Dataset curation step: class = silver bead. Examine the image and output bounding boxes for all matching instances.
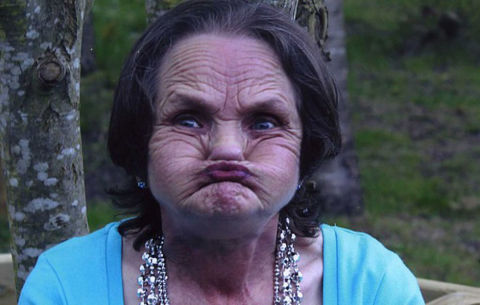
[138,216,302,305]
[148,275,156,285]
[296,291,304,301]
[273,216,302,305]
[293,252,300,262]
[296,271,303,282]
[148,257,158,265]
[147,293,157,305]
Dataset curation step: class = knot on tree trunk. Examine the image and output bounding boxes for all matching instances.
[37,58,65,86]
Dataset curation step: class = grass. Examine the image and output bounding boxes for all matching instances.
[86,200,122,232]
[328,213,480,286]
[340,0,480,285]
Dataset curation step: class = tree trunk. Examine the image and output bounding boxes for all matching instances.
[260,0,363,215]
[308,0,363,215]
[0,160,6,218]
[0,0,90,295]
[145,0,171,24]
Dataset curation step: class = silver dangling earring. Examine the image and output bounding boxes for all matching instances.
[297,179,304,191]
[136,177,147,189]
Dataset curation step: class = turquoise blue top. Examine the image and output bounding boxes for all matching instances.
[19,222,425,304]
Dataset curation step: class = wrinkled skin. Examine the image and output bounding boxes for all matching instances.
[123,34,323,305]
[147,33,303,238]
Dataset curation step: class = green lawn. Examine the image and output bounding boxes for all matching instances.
[338,0,480,285]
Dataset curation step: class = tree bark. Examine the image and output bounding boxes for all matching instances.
[145,0,172,24]
[308,0,363,215]
[0,159,6,217]
[253,0,365,215]
[0,0,90,295]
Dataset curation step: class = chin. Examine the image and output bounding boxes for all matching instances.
[186,181,265,217]
[156,180,290,238]
[177,209,274,240]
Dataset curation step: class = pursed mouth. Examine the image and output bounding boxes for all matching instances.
[204,162,251,182]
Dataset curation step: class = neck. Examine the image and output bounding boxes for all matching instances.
[161,213,279,302]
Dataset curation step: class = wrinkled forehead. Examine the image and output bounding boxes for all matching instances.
[156,33,296,106]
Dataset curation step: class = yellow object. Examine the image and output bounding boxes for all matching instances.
[419,278,480,304]
[0,254,16,305]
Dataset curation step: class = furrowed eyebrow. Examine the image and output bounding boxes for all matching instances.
[241,99,293,118]
[164,93,218,114]
[160,94,294,120]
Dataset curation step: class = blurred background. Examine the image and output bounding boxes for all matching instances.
[1,0,479,286]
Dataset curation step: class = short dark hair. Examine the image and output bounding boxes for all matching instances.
[108,0,341,249]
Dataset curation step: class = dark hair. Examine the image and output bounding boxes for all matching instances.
[108,0,341,249]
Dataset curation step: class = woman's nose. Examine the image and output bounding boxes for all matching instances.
[208,125,245,161]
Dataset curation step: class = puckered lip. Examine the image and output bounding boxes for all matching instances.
[204,162,251,182]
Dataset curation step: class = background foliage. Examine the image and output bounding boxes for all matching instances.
[338,0,480,285]
[1,0,479,286]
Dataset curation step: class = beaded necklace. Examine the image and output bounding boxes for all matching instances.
[137,217,302,305]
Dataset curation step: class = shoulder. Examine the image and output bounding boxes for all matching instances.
[322,224,397,267]
[35,221,120,278]
[19,222,122,305]
[321,225,425,305]
[41,221,119,263]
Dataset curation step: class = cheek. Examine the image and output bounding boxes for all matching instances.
[147,130,205,195]
[248,130,301,166]
[248,135,302,191]
[250,137,300,161]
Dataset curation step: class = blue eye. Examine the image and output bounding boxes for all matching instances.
[175,115,202,128]
[251,119,276,130]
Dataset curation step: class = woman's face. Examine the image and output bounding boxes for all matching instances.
[148,34,302,231]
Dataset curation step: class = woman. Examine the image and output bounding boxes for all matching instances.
[20,1,425,304]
